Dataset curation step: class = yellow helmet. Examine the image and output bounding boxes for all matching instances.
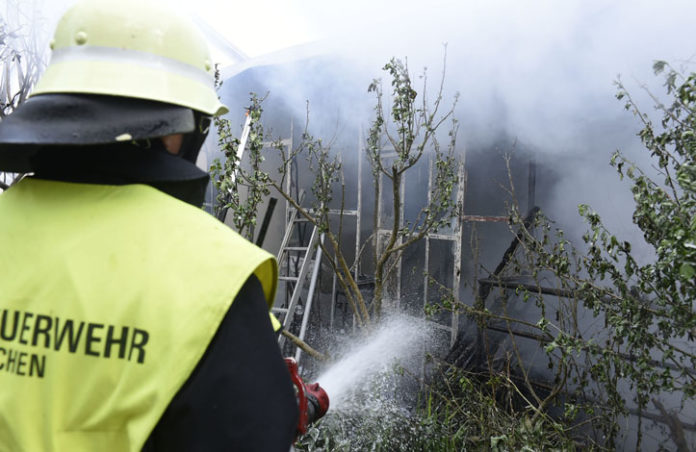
[32,0,228,116]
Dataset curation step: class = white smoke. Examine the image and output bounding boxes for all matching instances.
[16,0,696,235]
[207,1,694,236]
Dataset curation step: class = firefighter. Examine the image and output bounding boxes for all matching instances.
[0,0,299,450]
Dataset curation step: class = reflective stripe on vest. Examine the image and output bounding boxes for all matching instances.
[0,178,277,452]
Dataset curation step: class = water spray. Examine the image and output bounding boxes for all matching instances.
[316,314,433,410]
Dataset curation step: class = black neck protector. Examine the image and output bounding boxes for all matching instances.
[31,140,210,207]
[0,94,214,206]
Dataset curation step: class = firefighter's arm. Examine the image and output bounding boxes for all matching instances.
[143,275,298,451]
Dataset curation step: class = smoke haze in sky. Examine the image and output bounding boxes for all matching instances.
[300,0,696,240]
[8,0,696,234]
[224,0,696,239]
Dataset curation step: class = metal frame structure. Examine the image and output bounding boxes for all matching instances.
[373,149,470,347]
[271,123,514,359]
[329,131,364,332]
[272,196,321,357]
[272,122,325,365]
[469,200,696,438]
[422,160,466,347]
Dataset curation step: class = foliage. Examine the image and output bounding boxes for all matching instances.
[417,62,696,450]
[363,55,461,319]
[295,366,581,451]
[210,67,272,240]
[277,55,462,327]
[211,55,462,328]
[454,62,696,449]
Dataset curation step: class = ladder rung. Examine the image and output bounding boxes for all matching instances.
[428,233,457,241]
[263,138,291,147]
[272,307,288,313]
[328,209,358,216]
[284,246,309,252]
[293,218,311,223]
[426,320,453,332]
[279,276,299,282]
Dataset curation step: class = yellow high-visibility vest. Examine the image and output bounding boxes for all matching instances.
[270,313,282,332]
[0,178,277,452]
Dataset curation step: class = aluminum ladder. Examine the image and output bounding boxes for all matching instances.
[272,197,322,363]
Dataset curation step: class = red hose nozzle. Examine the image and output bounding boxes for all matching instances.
[305,382,329,419]
[285,358,330,437]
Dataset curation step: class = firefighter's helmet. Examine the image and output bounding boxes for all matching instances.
[0,0,226,175]
[36,0,226,116]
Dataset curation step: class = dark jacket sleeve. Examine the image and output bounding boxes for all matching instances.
[142,275,299,452]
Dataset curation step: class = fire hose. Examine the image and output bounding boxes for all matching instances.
[284,358,330,437]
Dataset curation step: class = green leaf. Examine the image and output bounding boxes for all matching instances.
[653,60,667,75]
[679,263,695,279]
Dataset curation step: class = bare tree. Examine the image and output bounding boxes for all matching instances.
[0,0,48,189]
[1,0,46,119]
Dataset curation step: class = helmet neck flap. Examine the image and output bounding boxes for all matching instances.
[31,142,210,207]
[0,93,212,206]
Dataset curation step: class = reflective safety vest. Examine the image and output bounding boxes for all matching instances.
[0,178,277,452]
[270,312,282,333]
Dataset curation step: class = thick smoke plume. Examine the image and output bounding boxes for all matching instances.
[239,0,696,239]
